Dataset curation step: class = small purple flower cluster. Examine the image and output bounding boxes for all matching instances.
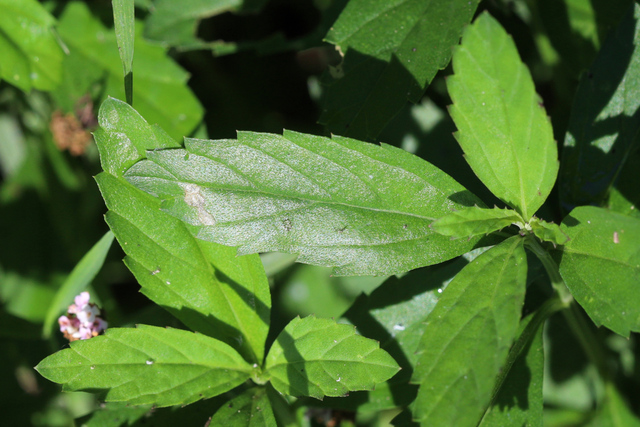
[58,292,108,342]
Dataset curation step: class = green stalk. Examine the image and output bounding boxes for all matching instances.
[524,234,609,381]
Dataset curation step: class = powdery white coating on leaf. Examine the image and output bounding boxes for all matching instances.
[181,183,216,226]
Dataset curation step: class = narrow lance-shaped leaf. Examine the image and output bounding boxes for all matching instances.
[557,206,640,337]
[112,0,135,104]
[0,0,63,92]
[411,236,527,425]
[209,387,276,427]
[264,316,400,399]
[43,231,114,338]
[320,0,479,141]
[125,130,486,276]
[430,206,522,239]
[447,12,558,220]
[95,98,271,364]
[35,325,253,407]
[560,3,640,211]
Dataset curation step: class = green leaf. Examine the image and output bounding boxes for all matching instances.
[430,206,522,239]
[0,0,63,92]
[586,383,640,427]
[558,206,640,337]
[447,12,558,220]
[35,324,253,407]
[210,387,276,427]
[144,0,267,49]
[57,2,203,140]
[42,231,114,338]
[411,236,527,425]
[529,217,570,246]
[607,147,640,218]
[479,301,557,427]
[264,316,400,399]
[124,130,486,276]
[319,0,479,141]
[95,98,271,364]
[560,3,640,211]
[112,0,135,104]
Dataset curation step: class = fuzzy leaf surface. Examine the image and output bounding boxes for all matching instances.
[447,12,558,220]
[0,0,63,92]
[265,316,400,399]
[411,236,527,425]
[125,130,485,276]
[320,0,479,141]
[560,3,640,211]
[35,325,252,407]
[558,206,640,337]
[530,217,570,246]
[57,2,203,140]
[95,98,271,364]
[430,206,522,239]
[209,387,276,427]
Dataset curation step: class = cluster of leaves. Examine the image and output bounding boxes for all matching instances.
[1,0,640,426]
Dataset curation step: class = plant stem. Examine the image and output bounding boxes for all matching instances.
[524,234,610,381]
[523,235,573,304]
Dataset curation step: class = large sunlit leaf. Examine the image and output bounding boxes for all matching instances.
[430,206,522,239]
[0,0,63,92]
[57,2,203,140]
[264,316,400,399]
[209,387,276,427]
[95,98,271,364]
[447,12,558,220]
[43,231,114,338]
[560,3,640,211]
[319,0,479,141]
[558,206,640,337]
[125,130,486,276]
[411,236,527,425]
[36,325,252,407]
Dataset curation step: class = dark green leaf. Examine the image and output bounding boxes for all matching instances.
[480,310,547,426]
[57,2,203,140]
[558,206,640,337]
[560,3,640,212]
[319,0,479,141]
[95,98,271,364]
[264,316,400,399]
[430,206,522,239]
[0,0,63,92]
[43,231,114,338]
[586,383,640,427]
[411,236,527,425]
[125,130,486,276]
[210,387,276,427]
[447,12,558,220]
[144,0,267,49]
[36,325,253,407]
